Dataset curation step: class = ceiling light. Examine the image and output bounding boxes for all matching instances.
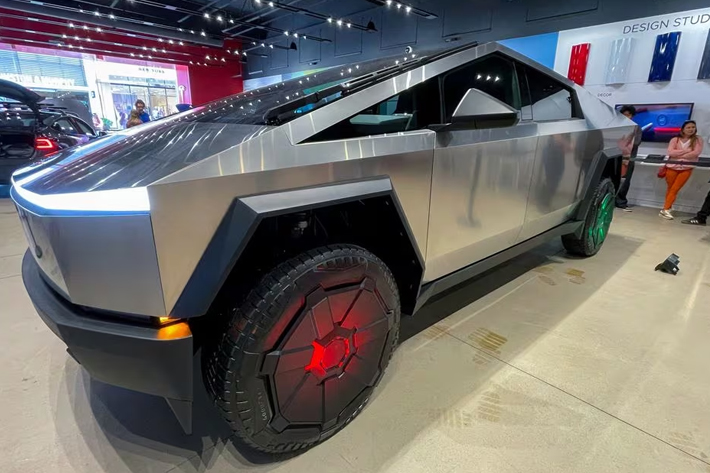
[131,53,135,57]
[152,47,157,52]
[206,55,211,60]
[143,46,147,50]
[216,15,223,22]
[327,17,332,23]
[293,33,299,38]
[189,60,193,64]
[96,27,102,32]
[269,44,274,48]
[284,31,289,35]
[74,35,80,40]
[94,11,100,16]
[337,19,343,26]
[168,39,174,44]
[203,12,210,19]
[109,13,115,19]
[386,0,392,5]
[201,31,206,36]
[255,0,261,3]
[397,3,402,9]
[62,34,67,38]
[179,41,184,45]
[69,22,74,27]
[86,38,92,42]
[162,49,166,53]
[148,55,152,59]
[242,51,247,56]
[268,1,274,6]
[68,44,73,48]
[221,57,225,62]
[83,25,88,30]
[229,19,234,23]
[406,5,412,13]
[139,54,143,57]
[190,30,195,34]
[158,38,164,42]
[347,23,351,28]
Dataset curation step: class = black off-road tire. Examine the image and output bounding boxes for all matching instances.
[203,244,400,455]
[562,177,616,257]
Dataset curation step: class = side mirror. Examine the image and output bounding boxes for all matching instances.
[431,88,519,132]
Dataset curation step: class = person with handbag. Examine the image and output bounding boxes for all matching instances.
[659,120,704,220]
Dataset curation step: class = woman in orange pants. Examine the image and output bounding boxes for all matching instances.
[660,121,704,220]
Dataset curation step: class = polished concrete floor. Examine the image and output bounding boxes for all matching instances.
[2,198,710,473]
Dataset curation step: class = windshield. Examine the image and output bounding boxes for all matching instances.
[173,47,442,127]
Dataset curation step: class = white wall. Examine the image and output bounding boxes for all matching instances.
[554,7,710,155]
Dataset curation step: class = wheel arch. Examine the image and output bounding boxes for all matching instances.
[573,148,622,223]
[170,178,425,320]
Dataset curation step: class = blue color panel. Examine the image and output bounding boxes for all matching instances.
[499,32,559,69]
[698,30,710,80]
[648,32,681,83]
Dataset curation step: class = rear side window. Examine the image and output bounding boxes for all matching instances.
[518,65,580,121]
[442,54,520,121]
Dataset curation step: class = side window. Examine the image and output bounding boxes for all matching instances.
[303,78,441,143]
[520,65,578,121]
[51,118,77,135]
[73,118,96,136]
[442,54,520,121]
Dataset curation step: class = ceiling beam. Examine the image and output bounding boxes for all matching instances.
[0,0,223,46]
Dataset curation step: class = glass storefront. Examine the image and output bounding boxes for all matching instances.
[94,62,180,129]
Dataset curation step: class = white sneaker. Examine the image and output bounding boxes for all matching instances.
[659,209,674,220]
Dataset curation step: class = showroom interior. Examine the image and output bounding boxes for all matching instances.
[2,0,710,471]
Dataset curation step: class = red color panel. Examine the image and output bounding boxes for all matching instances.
[568,43,591,86]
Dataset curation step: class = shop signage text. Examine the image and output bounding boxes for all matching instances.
[0,73,76,88]
[622,12,710,34]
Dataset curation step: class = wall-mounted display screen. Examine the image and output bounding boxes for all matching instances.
[615,103,694,142]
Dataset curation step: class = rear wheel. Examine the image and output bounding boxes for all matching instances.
[203,244,400,455]
[562,177,615,256]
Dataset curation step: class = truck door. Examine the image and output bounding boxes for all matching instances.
[424,54,538,282]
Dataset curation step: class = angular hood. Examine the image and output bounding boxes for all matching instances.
[0,79,44,111]
[14,114,270,195]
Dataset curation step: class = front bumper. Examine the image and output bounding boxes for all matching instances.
[21,250,194,415]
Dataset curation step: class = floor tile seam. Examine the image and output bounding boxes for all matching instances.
[441,330,710,467]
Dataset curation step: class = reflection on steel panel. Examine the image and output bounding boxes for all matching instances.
[567,43,590,86]
[605,37,635,85]
[425,124,538,282]
[698,30,710,80]
[648,32,681,83]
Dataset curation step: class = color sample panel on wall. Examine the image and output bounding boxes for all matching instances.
[567,43,590,85]
[698,30,710,80]
[605,37,635,85]
[648,32,681,83]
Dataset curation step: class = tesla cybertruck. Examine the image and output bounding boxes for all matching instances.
[12,42,632,455]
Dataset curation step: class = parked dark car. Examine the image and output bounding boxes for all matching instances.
[0,79,101,185]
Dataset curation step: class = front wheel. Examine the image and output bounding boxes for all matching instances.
[562,177,616,256]
[203,245,400,455]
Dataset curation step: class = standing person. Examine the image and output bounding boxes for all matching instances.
[659,120,704,220]
[134,99,151,123]
[616,105,642,211]
[682,187,710,226]
[126,110,143,128]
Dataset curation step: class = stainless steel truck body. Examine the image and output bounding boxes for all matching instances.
[12,42,632,455]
